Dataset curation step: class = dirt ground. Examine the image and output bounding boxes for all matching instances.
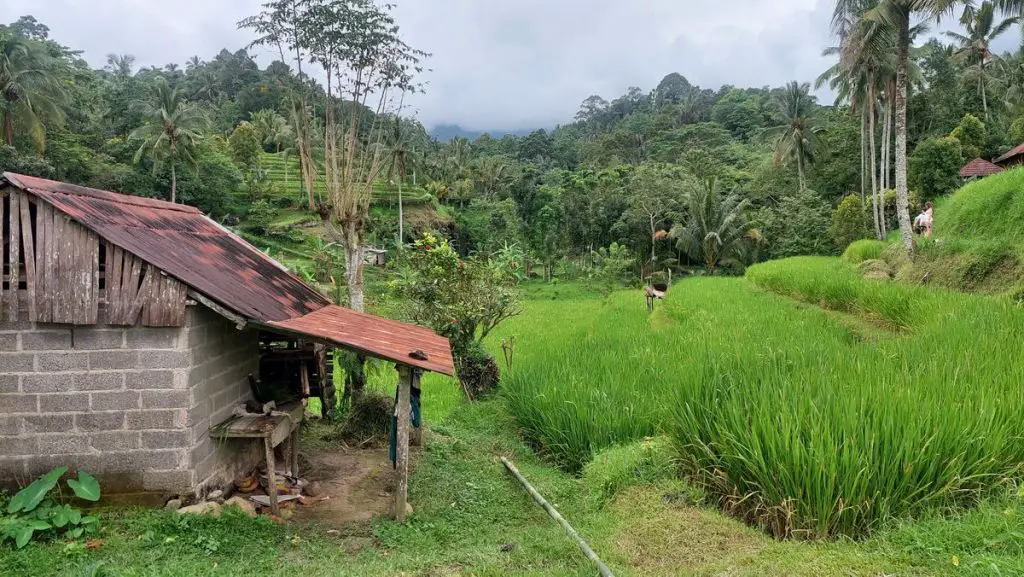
[290,445,397,526]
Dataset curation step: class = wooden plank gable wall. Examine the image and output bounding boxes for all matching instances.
[1,187,187,327]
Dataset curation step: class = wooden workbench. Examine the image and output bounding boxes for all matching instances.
[209,402,303,514]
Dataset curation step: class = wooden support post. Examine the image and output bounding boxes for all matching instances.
[264,437,278,515]
[290,429,299,477]
[394,364,413,522]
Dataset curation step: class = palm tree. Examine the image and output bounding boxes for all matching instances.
[763,81,825,192]
[669,178,758,274]
[820,8,903,240]
[104,53,135,79]
[0,32,66,151]
[852,0,963,257]
[946,1,1017,117]
[130,77,208,203]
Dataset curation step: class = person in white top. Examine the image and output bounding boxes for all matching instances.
[913,202,934,238]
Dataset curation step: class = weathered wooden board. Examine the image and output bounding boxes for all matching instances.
[7,191,20,321]
[0,191,186,327]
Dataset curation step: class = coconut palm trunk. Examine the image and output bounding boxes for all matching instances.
[895,11,914,257]
[868,85,882,240]
[171,164,177,204]
[861,109,868,204]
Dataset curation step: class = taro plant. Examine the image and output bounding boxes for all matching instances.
[1,467,101,548]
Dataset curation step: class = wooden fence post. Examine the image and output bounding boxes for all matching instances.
[394,364,413,522]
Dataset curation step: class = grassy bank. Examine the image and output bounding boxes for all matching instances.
[498,263,1024,539]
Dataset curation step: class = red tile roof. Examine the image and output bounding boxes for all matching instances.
[995,143,1024,164]
[959,158,1003,178]
[1,172,453,375]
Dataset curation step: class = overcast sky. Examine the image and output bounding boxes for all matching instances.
[0,1,1014,132]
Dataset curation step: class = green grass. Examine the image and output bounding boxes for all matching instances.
[8,395,1024,576]
[497,264,1024,539]
[843,239,889,263]
[891,168,1024,295]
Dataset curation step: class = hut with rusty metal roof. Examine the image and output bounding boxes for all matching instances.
[0,172,452,507]
[959,158,1004,181]
[995,142,1024,167]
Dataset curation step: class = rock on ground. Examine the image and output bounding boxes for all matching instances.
[223,496,257,517]
[176,502,222,517]
[164,498,182,511]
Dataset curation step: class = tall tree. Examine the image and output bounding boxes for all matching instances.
[0,28,66,150]
[945,1,1017,118]
[242,0,427,313]
[130,77,208,203]
[857,0,963,257]
[763,81,825,191]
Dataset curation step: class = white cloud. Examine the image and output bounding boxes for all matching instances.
[6,0,1001,132]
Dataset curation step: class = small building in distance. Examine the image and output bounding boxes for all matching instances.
[994,143,1024,168]
[362,246,388,267]
[0,173,452,499]
[959,158,1004,181]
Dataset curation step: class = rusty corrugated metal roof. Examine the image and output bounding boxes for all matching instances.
[1,172,454,375]
[995,142,1024,164]
[959,158,1003,178]
[3,172,329,322]
[264,305,454,376]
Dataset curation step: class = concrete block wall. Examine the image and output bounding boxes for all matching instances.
[184,305,261,491]
[0,303,261,496]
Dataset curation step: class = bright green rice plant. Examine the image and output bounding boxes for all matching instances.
[496,260,1024,539]
[843,239,889,264]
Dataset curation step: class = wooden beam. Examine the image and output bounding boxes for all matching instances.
[394,364,414,523]
[7,191,19,321]
[187,290,247,330]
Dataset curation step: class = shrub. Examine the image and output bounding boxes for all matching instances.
[244,200,276,235]
[338,392,393,446]
[1,467,101,548]
[828,194,870,251]
[455,341,501,399]
[842,239,888,263]
[759,188,834,259]
[593,242,636,293]
[393,233,520,398]
[908,136,963,202]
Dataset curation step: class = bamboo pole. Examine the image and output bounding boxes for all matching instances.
[500,457,615,577]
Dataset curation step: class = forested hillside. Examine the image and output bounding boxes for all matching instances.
[1,2,1021,284]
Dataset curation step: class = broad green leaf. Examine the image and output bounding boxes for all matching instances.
[15,526,33,549]
[68,508,81,525]
[7,467,67,514]
[52,506,69,528]
[81,515,99,526]
[67,527,83,539]
[67,472,101,502]
[28,520,51,531]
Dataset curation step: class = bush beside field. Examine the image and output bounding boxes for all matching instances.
[497,260,1024,539]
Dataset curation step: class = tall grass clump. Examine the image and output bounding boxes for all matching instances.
[937,167,1024,256]
[496,267,1024,539]
[842,239,888,264]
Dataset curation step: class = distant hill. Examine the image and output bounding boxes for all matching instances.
[430,123,536,142]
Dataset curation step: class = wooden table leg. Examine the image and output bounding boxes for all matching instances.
[290,429,299,478]
[264,437,278,515]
